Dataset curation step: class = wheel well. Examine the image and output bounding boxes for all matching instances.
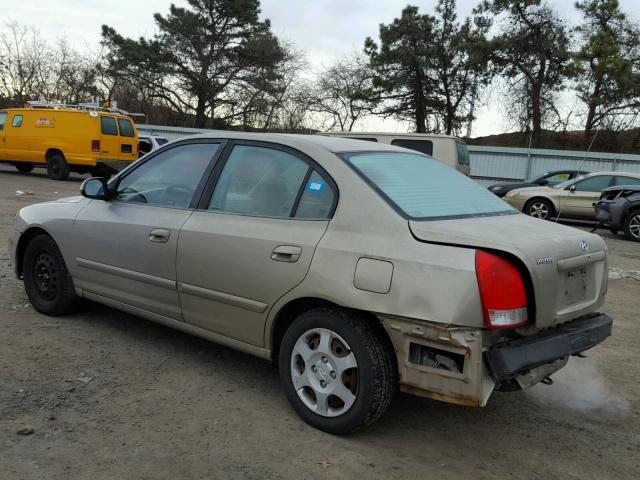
[524,196,556,213]
[624,205,640,223]
[15,227,49,278]
[45,149,64,161]
[269,298,394,364]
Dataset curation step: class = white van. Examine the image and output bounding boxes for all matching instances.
[317,132,470,175]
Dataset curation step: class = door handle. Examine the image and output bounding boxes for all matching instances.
[271,245,302,263]
[149,228,170,243]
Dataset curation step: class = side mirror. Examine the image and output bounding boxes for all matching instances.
[81,177,109,200]
[568,185,576,192]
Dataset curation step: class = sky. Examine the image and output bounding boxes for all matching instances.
[4,0,640,136]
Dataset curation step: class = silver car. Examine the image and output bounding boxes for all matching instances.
[9,133,612,434]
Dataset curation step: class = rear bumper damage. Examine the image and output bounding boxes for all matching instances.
[484,313,612,380]
[380,313,612,407]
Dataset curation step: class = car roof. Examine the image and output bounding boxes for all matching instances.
[584,171,640,178]
[318,131,462,140]
[184,131,408,154]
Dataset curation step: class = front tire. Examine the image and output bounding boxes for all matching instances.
[524,198,555,220]
[279,307,397,434]
[46,154,70,181]
[23,234,79,315]
[623,211,640,242]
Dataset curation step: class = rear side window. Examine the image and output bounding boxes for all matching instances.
[343,152,514,220]
[209,145,309,218]
[0,112,7,130]
[117,118,135,137]
[12,115,23,127]
[390,139,434,156]
[614,176,640,187]
[456,142,470,165]
[101,116,117,135]
[296,170,336,219]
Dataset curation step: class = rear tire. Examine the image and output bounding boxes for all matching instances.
[623,211,640,242]
[279,307,397,434]
[46,154,70,181]
[15,165,34,173]
[524,198,555,220]
[23,234,79,315]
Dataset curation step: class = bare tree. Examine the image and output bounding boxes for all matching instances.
[310,54,379,131]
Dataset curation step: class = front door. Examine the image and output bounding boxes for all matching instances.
[177,142,337,347]
[559,175,614,219]
[71,141,221,319]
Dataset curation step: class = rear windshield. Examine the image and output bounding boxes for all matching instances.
[342,152,515,220]
[117,118,135,137]
[101,116,118,135]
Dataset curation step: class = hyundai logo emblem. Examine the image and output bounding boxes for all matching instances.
[580,240,589,251]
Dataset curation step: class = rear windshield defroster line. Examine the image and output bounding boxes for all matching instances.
[339,151,516,221]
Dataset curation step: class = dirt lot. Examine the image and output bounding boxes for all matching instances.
[0,164,638,480]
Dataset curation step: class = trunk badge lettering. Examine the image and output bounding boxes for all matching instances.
[580,241,589,252]
[536,257,554,265]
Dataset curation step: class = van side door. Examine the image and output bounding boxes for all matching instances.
[98,115,119,160]
[116,117,138,162]
[0,112,7,160]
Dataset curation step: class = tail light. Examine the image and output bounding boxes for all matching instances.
[475,250,528,329]
[91,140,100,152]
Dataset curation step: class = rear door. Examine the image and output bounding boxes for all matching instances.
[176,141,337,347]
[99,115,120,160]
[116,117,137,161]
[559,175,614,218]
[71,141,222,319]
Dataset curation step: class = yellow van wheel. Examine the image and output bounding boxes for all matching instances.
[15,165,34,173]
[46,154,70,181]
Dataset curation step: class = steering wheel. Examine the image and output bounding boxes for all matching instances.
[160,184,195,207]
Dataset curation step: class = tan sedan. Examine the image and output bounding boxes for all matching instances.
[504,171,640,220]
[10,133,612,434]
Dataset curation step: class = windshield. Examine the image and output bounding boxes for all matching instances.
[553,176,585,189]
[342,152,515,220]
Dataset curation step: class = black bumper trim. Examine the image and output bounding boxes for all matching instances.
[484,313,612,380]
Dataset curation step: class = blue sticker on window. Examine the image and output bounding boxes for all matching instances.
[306,180,325,193]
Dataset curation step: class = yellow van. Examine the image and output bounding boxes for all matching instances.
[0,105,139,180]
[317,132,471,175]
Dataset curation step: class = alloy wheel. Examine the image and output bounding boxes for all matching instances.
[290,328,359,417]
[529,202,550,219]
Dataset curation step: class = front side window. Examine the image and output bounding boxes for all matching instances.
[390,139,434,156]
[116,143,218,208]
[101,116,118,135]
[12,114,23,128]
[0,112,7,130]
[117,118,135,137]
[209,145,310,218]
[573,175,614,192]
[343,152,514,220]
[614,176,640,187]
[455,142,470,166]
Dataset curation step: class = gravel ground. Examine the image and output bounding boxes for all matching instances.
[0,164,638,480]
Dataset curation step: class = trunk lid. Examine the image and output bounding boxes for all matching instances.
[409,213,607,329]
